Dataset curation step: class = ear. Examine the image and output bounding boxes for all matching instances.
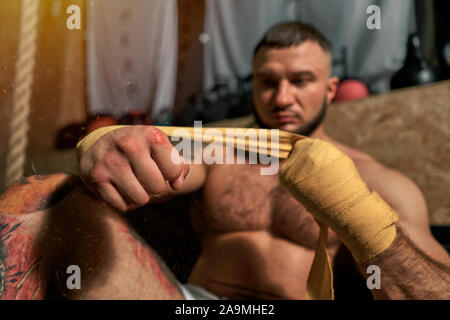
[326,76,339,105]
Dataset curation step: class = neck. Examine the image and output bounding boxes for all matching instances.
[306,125,328,140]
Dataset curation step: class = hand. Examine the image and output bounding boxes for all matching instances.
[78,126,189,211]
[280,138,398,262]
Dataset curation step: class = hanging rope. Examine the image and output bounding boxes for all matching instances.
[5,0,40,187]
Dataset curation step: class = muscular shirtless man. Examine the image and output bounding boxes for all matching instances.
[1,22,449,300]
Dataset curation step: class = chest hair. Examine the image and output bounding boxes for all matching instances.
[190,164,338,249]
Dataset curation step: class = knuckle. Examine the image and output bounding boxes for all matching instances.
[103,153,129,170]
[142,126,156,140]
[144,126,168,145]
[115,134,140,153]
[142,173,166,195]
[89,166,109,184]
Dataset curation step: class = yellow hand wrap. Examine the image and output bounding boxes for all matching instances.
[76,125,129,160]
[280,138,399,299]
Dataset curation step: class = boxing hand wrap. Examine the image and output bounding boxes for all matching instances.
[280,138,399,263]
[76,125,129,160]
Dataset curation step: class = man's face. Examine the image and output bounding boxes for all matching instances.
[252,42,338,133]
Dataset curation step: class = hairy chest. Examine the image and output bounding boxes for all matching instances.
[190,164,339,249]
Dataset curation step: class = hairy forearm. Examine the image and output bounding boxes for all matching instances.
[358,227,450,299]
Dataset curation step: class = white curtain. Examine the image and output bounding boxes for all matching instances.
[86,0,178,121]
[203,0,414,93]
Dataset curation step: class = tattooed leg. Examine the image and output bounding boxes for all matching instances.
[0,174,184,300]
[0,209,45,299]
[0,174,78,300]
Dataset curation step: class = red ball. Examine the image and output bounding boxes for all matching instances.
[334,79,370,102]
[118,111,152,125]
[87,116,118,133]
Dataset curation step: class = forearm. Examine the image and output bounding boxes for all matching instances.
[358,226,450,300]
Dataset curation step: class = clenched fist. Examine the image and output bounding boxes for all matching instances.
[78,126,190,211]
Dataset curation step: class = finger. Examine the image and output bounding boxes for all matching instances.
[169,162,190,191]
[127,151,168,195]
[109,164,150,207]
[146,128,185,182]
[96,182,130,212]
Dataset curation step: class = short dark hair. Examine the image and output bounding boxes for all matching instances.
[253,22,332,59]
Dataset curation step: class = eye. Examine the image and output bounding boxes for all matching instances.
[260,78,278,88]
[290,78,309,86]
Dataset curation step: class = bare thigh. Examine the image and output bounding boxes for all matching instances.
[0,174,184,300]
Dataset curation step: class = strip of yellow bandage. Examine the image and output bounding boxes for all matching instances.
[76,125,305,160]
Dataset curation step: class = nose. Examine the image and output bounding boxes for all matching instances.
[274,79,294,109]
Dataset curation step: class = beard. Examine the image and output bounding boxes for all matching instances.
[253,97,328,137]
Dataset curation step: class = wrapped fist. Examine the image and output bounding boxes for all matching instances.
[280,139,399,263]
